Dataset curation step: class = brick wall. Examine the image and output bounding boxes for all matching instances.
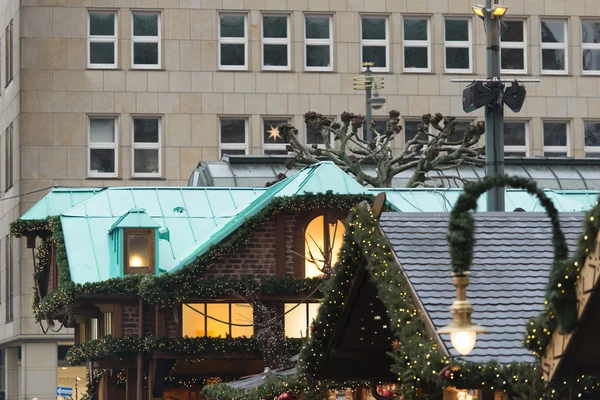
[122,306,138,336]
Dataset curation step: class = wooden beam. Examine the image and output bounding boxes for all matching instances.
[113,304,123,337]
[155,305,166,336]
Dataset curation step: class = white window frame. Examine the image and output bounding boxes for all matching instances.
[218,13,248,71]
[360,16,390,73]
[88,116,119,178]
[88,11,118,69]
[403,16,432,73]
[504,120,529,156]
[542,120,570,156]
[304,15,334,72]
[262,117,291,154]
[444,17,472,74]
[131,11,161,70]
[500,19,528,74]
[261,14,291,71]
[132,116,162,178]
[581,20,600,76]
[584,120,600,156]
[219,117,249,156]
[540,19,568,75]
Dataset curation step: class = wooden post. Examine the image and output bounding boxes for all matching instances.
[137,298,144,400]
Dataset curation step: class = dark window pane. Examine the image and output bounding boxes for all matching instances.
[373,120,387,134]
[449,121,470,142]
[501,48,524,70]
[582,21,600,44]
[504,123,526,146]
[501,21,524,42]
[585,152,600,158]
[264,119,289,143]
[263,44,288,66]
[90,149,115,173]
[306,16,330,39]
[90,13,115,36]
[263,16,287,38]
[543,123,567,146]
[505,152,526,157]
[307,123,324,144]
[362,17,386,40]
[221,149,246,157]
[220,15,245,38]
[221,119,245,144]
[264,149,288,155]
[221,43,245,66]
[404,121,427,142]
[133,43,159,65]
[134,119,159,143]
[544,152,567,157]
[583,49,600,71]
[584,122,600,147]
[446,47,469,69]
[134,149,159,173]
[445,20,468,41]
[542,49,565,70]
[362,46,387,68]
[404,47,428,69]
[90,42,115,64]
[404,19,428,41]
[306,45,331,67]
[541,20,565,43]
[133,14,158,36]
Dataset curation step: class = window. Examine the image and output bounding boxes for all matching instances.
[88,117,118,178]
[404,119,427,145]
[182,303,254,338]
[88,11,118,69]
[584,121,600,157]
[90,318,99,340]
[5,235,12,323]
[361,16,389,72]
[219,14,248,70]
[103,313,113,336]
[305,215,345,278]
[5,21,12,86]
[284,303,320,338]
[448,120,472,143]
[403,17,431,73]
[77,322,87,343]
[263,118,290,155]
[132,117,161,177]
[132,12,161,69]
[306,118,334,146]
[0,349,4,400]
[220,118,247,157]
[582,20,600,74]
[304,15,333,71]
[444,18,472,73]
[5,123,12,190]
[541,20,567,74]
[262,15,290,70]
[372,119,387,136]
[124,228,155,274]
[543,122,569,157]
[501,20,527,73]
[504,122,528,156]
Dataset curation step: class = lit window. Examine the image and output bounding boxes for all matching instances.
[262,15,290,70]
[543,122,569,157]
[305,15,333,71]
[284,303,320,338]
[541,20,567,74]
[584,121,600,157]
[88,117,118,178]
[444,18,471,73]
[582,20,600,74]
[219,14,248,70]
[500,20,527,73]
[504,121,528,156]
[124,228,155,274]
[403,17,431,73]
[220,118,248,158]
[182,303,254,338]
[263,118,290,155]
[88,12,117,69]
[132,117,161,177]
[131,12,161,69]
[103,313,113,336]
[90,318,99,340]
[305,215,345,278]
[361,16,389,72]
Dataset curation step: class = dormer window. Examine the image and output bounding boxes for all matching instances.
[124,228,155,274]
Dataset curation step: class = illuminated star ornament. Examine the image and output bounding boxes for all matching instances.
[267,125,282,142]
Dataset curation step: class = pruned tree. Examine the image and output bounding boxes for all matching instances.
[276,110,486,188]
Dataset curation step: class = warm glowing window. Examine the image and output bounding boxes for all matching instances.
[103,313,113,336]
[124,229,155,274]
[77,322,87,343]
[284,303,320,338]
[90,318,99,340]
[304,215,345,278]
[182,303,254,338]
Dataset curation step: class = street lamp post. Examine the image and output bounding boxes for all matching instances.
[353,62,386,142]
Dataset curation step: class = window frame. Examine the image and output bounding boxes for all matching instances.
[219,117,249,157]
[5,235,12,323]
[131,11,162,70]
[584,120,600,157]
[261,13,291,71]
[131,116,162,178]
[182,302,255,338]
[5,123,12,191]
[500,19,528,74]
[581,19,600,75]
[87,11,118,69]
[540,19,568,75]
[444,17,472,74]
[262,116,292,155]
[304,14,334,72]
[5,20,13,86]
[218,13,248,71]
[88,116,119,178]
[284,302,320,338]
[542,120,570,157]
[402,16,431,73]
[123,228,156,275]
[503,120,529,157]
[360,15,390,73]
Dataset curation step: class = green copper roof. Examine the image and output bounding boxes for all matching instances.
[20,188,104,220]
[109,209,161,232]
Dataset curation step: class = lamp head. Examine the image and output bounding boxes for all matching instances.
[492,4,508,17]
[471,5,486,19]
[368,96,386,110]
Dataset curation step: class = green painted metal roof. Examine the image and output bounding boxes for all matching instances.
[109,209,161,232]
[20,188,104,220]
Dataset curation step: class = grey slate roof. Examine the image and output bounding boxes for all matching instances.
[379,212,584,364]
